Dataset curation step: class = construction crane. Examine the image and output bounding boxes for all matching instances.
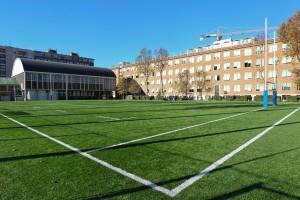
[200,26,279,41]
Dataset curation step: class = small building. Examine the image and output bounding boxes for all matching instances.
[0,77,21,101]
[12,58,116,101]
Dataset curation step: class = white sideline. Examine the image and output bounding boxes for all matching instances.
[0,113,173,197]
[169,106,300,196]
[85,108,262,153]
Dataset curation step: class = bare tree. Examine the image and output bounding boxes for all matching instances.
[194,71,213,98]
[154,48,169,96]
[176,69,192,96]
[136,48,153,96]
[279,10,300,89]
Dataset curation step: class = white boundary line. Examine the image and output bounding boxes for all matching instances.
[85,108,262,153]
[1,106,298,197]
[0,113,173,197]
[169,106,300,196]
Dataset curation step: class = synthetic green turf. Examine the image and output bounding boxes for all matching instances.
[0,100,299,199]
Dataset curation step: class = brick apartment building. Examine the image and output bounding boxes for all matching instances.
[0,46,94,77]
[112,37,299,100]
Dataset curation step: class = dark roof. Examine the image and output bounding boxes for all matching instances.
[19,58,116,78]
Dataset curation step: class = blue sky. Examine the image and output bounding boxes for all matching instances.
[1,0,299,68]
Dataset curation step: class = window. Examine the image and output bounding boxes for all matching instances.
[234,85,240,92]
[233,50,240,57]
[244,72,252,79]
[256,59,264,66]
[282,56,292,64]
[256,84,264,91]
[182,58,186,64]
[244,84,252,91]
[256,71,264,79]
[234,73,240,80]
[223,73,230,81]
[282,69,292,77]
[175,59,179,65]
[224,62,230,70]
[168,79,173,84]
[197,76,203,82]
[205,75,211,81]
[233,61,240,69]
[268,44,277,52]
[150,80,155,85]
[205,54,211,61]
[282,44,288,51]
[214,75,220,81]
[181,68,187,72]
[175,69,179,74]
[268,83,275,90]
[156,71,160,76]
[168,69,173,75]
[168,60,173,66]
[163,79,166,84]
[268,57,278,65]
[190,76,194,82]
[244,60,252,67]
[197,66,203,72]
[189,67,194,73]
[156,79,160,85]
[189,57,194,63]
[214,64,220,70]
[214,53,220,60]
[197,55,202,62]
[282,82,291,90]
[224,51,230,59]
[244,48,252,56]
[223,85,230,93]
[168,87,173,92]
[205,65,211,71]
[256,46,264,54]
[268,70,276,78]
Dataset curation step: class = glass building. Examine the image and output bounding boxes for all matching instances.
[12,58,116,100]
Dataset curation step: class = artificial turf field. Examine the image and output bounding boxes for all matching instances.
[0,100,299,199]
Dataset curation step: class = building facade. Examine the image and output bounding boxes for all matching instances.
[12,58,116,101]
[112,37,300,100]
[0,46,94,77]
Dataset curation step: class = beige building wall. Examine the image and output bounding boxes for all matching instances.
[112,38,300,99]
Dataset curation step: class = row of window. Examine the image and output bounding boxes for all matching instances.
[145,82,294,94]
[122,56,292,74]
[128,67,292,80]
[139,69,292,85]
[25,73,116,91]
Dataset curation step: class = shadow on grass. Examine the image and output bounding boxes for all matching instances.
[211,182,300,200]
[91,121,300,152]
[0,148,96,163]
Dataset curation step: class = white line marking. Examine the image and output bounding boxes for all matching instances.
[56,110,66,113]
[0,113,174,197]
[169,106,300,197]
[1,107,298,197]
[85,108,262,153]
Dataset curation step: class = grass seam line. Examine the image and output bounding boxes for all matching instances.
[0,113,174,197]
[85,108,262,153]
[169,106,300,196]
